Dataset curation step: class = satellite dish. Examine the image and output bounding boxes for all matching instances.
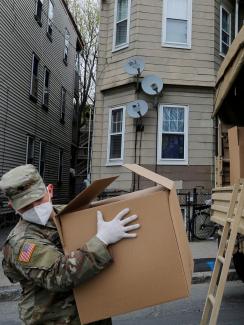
[127,100,148,118]
[124,57,145,76]
[141,75,163,95]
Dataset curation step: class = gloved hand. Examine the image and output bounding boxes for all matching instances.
[96,208,140,245]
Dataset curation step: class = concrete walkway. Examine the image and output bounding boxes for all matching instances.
[190,239,218,259]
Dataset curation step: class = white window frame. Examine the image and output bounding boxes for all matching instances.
[157,104,189,165]
[38,141,46,178]
[112,0,131,52]
[162,0,192,49]
[220,5,231,57]
[26,135,35,164]
[106,106,126,166]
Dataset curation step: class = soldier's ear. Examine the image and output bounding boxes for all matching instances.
[47,184,54,199]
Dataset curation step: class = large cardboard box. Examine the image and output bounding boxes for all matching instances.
[55,164,193,324]
[228,126,244,184]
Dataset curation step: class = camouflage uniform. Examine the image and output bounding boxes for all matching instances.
[0,165,113,325]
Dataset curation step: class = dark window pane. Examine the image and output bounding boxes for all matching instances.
[43,92,49,106]
[222,43,229,55]
[111,109,122,132]
[222,31,229,44]
[33,56,39,76]
[116,20,127,46]
[161,134,184,159]
[64,47,68,62]
[36,0,42,19]
[45,70,49,87]
[27,137,34,164]
[61,88,66,119]
[31,76,38,98]
[41,144,45,160]
[43,69,50,107]
[222,9,229,32]
[39,143,46,177]
[110,134,122,159]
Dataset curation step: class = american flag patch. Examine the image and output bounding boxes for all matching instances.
[18,243,36,263]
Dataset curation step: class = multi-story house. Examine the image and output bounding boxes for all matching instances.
[91,0,244,193]
[0,0,82,221]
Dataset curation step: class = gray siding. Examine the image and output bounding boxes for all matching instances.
[0,0,79,211]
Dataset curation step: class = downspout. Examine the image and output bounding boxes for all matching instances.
[235,0,239,37]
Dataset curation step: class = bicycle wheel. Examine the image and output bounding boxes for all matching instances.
[193,211,216,240]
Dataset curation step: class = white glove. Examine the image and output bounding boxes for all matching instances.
[96,208,140,245]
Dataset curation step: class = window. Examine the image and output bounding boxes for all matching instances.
[75,52,80,73]
[220,6,231,56]
[58,149,64,183]
[35,0,43,25]
[107,107,125,165]
[63,28,70,64]
[162,0,192,48]
[113,0,131,51]
[39,141,46,178]
[47,0,54,40]
[158,105,189,165]
[42,67,50,108]
[60,87,66,122]
[26,136,35,164]
[30,53,39,101]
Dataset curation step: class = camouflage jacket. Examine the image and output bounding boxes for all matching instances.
[2,211,113,325]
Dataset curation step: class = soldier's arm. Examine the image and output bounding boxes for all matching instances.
[12,236,112,292]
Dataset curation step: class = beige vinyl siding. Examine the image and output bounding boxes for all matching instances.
[98,0,216,91]
[91,85,215,190]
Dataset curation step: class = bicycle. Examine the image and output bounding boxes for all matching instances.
[192,201,218,240]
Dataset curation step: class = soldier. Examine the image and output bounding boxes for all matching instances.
[0,165,140,325]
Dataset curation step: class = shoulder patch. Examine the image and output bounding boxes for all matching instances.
[18,243,36,263]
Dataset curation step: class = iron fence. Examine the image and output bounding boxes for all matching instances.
[178,189,212,241]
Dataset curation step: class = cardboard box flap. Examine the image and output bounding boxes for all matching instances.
[123,164,174,190]
[58,176,118,216]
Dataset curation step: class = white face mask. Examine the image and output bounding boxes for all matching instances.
[21,201,53,226]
